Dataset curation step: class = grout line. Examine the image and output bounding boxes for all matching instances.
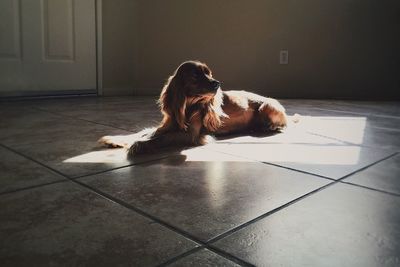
[306,132,357,146]
[339,181,400,197]
[0,179,69,196]
[156,246,205,267]
[259,161,335,181]
[158,245,254,267]
[205,246,256,267]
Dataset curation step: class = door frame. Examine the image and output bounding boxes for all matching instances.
[95,0,103,96]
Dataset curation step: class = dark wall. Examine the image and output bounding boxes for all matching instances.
[104,0,400,99]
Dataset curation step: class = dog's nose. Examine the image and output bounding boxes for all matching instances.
[211,80,221,90]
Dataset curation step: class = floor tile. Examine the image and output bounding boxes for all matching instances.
[207,128,395,179]
[0,108,130,147]
[0,109,60,145]
[0,182,196,266]
[0,146,65,194]
[213,183,400,267]
[281,99,400,118]
[169,249,240,267]
[344,154,400,195]
[32,96,162,131]
[80,148,329,241]
[284,107,400,149]
[285,106,400,132]
[314,101,400,118]
[30,96,155,111]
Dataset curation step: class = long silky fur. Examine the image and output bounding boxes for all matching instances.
[203,89,228,132]
[159,75,188,131]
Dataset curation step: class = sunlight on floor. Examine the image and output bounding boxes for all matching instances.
[181,148,251,162]
[63,148,129,164]
[299,116,367,144]
[202,144,362,165]
[62,116,366,166]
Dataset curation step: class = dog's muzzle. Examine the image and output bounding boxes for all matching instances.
[211,80,221,90]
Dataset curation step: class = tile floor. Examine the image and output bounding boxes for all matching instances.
[0,96,399,266]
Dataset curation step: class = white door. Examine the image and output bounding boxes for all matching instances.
[0,0,96,96]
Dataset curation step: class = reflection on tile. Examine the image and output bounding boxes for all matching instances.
[213,183,400,267]
[169,249,240,267]
[0,182,196,266]
[0,146,65,193]
[345,154,400,195]
[81,152,328,241]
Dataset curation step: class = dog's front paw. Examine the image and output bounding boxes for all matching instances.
[129,141,153,155]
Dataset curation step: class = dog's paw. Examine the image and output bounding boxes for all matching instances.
[98,135,130,148]
[260,100,288,131]
[268,110,288,131]
[129,141,153,155]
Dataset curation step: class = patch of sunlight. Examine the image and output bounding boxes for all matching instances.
[63,148,128,164]
[205,143,362,165]
[62,116,366,165]
[180,147,251,162]
[300,116,367,145]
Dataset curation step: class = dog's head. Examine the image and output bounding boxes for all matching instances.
[173,61,221,97]
[159,61,223,131]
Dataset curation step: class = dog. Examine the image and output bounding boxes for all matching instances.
[99,60,288,155]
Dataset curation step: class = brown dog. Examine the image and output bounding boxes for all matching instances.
[100,60,288,155]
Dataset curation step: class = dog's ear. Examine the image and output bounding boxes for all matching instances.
[159,75,187,131]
